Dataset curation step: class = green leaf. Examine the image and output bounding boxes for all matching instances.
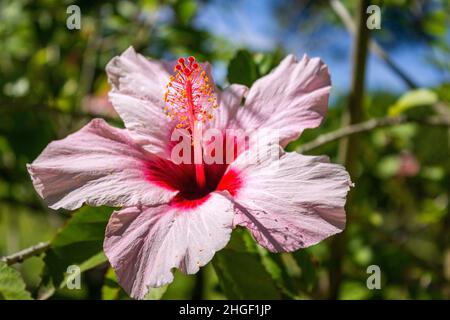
[376,155,401,179]
[102,267,121,300]
[101,267,131,300]
[144,285,168,300]
[212,229,281,299]
[232,229,300,298]
[227,50,259,87]
[416,126,450,166]
[174,0,197,25]
[0,261,32,300]
[253,49,284,76]
[339,281,372,300]
[41,206,112,289]
[101,266,168,300]
[292,250,319,293]
[423,10,447,37]
[388,89,438,116]
[257,249,300,298]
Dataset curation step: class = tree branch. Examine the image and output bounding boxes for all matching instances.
[297,115,450,153]
[1,242,50,266]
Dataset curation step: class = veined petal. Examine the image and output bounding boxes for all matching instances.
[236,54,331,146]
[106,46,173,108]
[103,192,234,299]
[107,92,176,158]
[27,119,176,210]
[229,143,352,252]
[106,46,175,157]
[210,84,248,130]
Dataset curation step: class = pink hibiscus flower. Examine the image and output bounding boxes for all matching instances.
[27,47,352,299]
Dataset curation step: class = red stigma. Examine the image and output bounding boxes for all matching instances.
[165,56,218,129]
[175,56,200,77]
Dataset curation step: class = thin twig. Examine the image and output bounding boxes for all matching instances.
[1,242,50,266]
[297,115,450,153]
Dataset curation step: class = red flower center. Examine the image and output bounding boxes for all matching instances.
[144,158,242,209]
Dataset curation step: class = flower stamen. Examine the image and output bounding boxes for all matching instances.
[165,56,218,191]
[164,56,217,129]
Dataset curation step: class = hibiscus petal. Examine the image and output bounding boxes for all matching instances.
[237,54,331,146]
[106,47,176,157]
[106,46,173,108]
[229,143,352,252]
[103,192,234,299]
[210,84,248,130]
[27,119,176,210]
[107,91,177,158]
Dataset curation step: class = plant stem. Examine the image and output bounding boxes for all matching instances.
[297,115,450,153]
[1,242,50,266]
[330,0,370,300]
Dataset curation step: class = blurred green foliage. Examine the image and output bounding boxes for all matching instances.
[0,261,32,300]
[0,0,449,300]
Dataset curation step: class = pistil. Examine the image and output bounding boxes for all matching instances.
[164,56,217,191]
[186,78,206,191]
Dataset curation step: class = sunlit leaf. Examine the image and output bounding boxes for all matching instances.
[291,250,319,293]
[101,267,131,300]
[144,285,168,300]
[388,89,438,116]
[41,206,112,289]
[212,229,281,299]
[175,0,197,25]
[0,261,32,300]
